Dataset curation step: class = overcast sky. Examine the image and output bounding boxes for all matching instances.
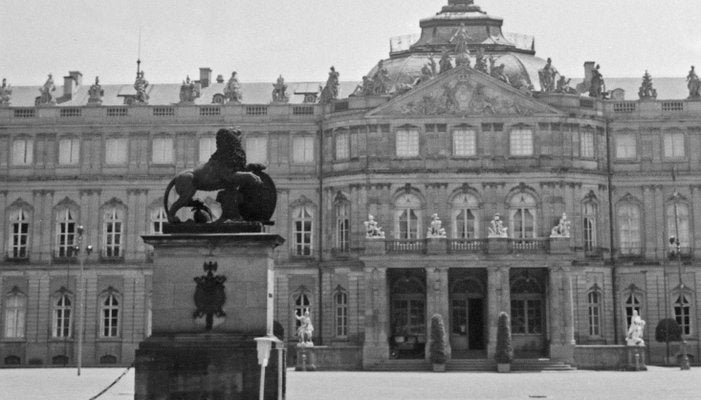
[2,0,700,85]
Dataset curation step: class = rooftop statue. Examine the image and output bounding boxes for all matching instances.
[0,78,12,106]
[439,51,453,74]
[638,70,657,99]
[179,75,201,103]
[474,48,488,74]
[489,58,510,84]
[687,66,700,98]
[224,71,242,103]
[555,75,577,94]
[87,76,104,105]
[550,213,571,238]
[589,64,605,99]
[319,66,340,104]
[134,70,149,104]
[371,60,391,95]
[626,310,646,346]
[271,74,289,103]
[538,57,558,92]
[364,214,385,238]
[163,128,276,226]
[450,23,471,56]
[488,213,508,238]
[36,73,56,105]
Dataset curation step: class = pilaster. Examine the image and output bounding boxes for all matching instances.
[363,267,389,367]
[653,186,665,259]
[0,190,7,256]
[642,186,656,259]
[425,267,450,360]
[692,186,701,258]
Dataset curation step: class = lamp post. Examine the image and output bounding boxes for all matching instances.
[669,190,690,371]
[74,225,92,376]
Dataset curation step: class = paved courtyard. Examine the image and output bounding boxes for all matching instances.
[1,366,700,400]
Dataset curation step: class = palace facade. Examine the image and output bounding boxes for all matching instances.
[1,0,700,369]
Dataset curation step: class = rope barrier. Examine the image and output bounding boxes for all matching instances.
[87,363,134,400]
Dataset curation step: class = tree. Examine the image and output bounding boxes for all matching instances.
[429,314,447,365]
[655,318,682,343]
[495,312,514,364]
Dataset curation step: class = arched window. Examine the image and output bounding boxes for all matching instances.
[451,193,479,239]
[583,202,598,252]
[666,202,690,249]
[102,206,124,258]
[4,289,26,338]
[56,208,77,258]
[292,288,312,334]
[509,193,537,239]
[335,201,350,253]
[52,292,73,338]
[673,288,693,336]
[587,285,602,337]
[100,291,120,338]
[510,277,543,334]
[394,193,422,239]
[8,208,30,259]
[292,205,314,256]
[623,286,643,329]
[617,203,641,255]
[334,287,348,338]
[151,207,167,234]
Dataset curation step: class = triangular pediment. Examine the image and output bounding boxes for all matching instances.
[368,65,562,117]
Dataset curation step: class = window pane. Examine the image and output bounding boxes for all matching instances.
[152,138,173,164]
[616,134,636,159]
[59,138,80,165]
[105,138,128,165]
[246,136,268,164]
[664,133,685,159]
[396,129,419,157]
[199,137,216,163]
[293,137,314,163]
[510,129,533,156]
[581,131,594,158]
[335,132,349,160]
[12,139,33,166]
[453,129,476,156]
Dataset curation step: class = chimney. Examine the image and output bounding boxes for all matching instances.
[63,71,82,99]
[216,74,224,83]
[583,61,595,86]
[69,71,83,86]
[199,67,212,88]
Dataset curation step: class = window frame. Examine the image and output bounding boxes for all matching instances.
[8,208,30,260]
[335,130,350,161]
[102,206,125,259]
[663,132,685,159]
[105,137,128,165]
[245,135,268,165]
[509,193,537,239]
[617,203,642,256]
[55,208,77,258]
[11,137,34,166]
[151,136,174,165]
[452,128,477,157]
[451,193,479,239]
[334,289,349,339]
[58,137,80,165]
[394,193,422,240]
[292,136,315,164]
[198,136,216,164]
[672,289,693,336]
[580,130,595,159]
[666,201,690,249]
[582,201,598,253]
[52,293,73,339]
[334,201,350,253]
[509,128,534,157]
[292,205,314,256]
[615,133,637,160]
[586,286,602,338]
[395,128,420,158]
[99,291,121,338]
[3,290,27,339]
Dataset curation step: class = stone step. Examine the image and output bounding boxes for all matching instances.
[366,358,575,372]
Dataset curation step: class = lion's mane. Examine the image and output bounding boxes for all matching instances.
[209,128,247,170]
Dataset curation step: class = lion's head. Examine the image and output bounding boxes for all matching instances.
[210,128,246,170]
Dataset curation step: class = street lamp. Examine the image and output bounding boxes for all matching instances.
[669,189,690,371]
[74,225,92,376]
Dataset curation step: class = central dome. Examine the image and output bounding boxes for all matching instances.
[365,1,552,93]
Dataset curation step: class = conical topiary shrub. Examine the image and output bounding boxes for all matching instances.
[655,318,682,343]
[429,314,447,369]
[495,312,513,371]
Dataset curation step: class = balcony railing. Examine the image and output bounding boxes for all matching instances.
[385,239,426,254]
[508,238,549,253]
[448,239,487,253]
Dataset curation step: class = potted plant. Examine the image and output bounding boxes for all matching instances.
[495,312,514,373]
[655,318,682,365]
[429,314,448,372]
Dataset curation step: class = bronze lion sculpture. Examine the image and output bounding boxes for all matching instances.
[163,128,271,223]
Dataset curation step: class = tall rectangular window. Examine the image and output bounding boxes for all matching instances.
[510,129,533,156]
[11,138,33,166]
[4,293,26,338]
[667,203,690,248]
[58,138,80,165]
[335,203,350,253]
[674,293,692,335]
[52,295,72,338]
[100,294,120,337]
[105,138,128,165]
[615,133,637,159]
[396,128,419,157]
[56,209,76,258]
[618,204,641,255]
[152,137,174,164]
[246,136,268,164]
[583,202,597,252]
[580,131,595,158]
[9,209,30,259]
[335,291,348,338]
[199,137,216,163]
[455,209,476,238]
[664,132,685,159]
[103,208,123,258]
[292,136,314,163]
[335,132,349,160]
[293,206,313,256]
[453,129,476,156]
[587,290,601,337]
[151,208,167,234]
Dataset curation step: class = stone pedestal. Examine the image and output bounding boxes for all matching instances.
[136,231,285,400]
[426,238,446,255]
[364,238,386,255]
[295,345,319,371]
[549,237,571,254]
[487,237,508,254]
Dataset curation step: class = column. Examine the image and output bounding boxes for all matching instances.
[692,186,701,258]
[362,266,388,367]
[654,186,665,259]
[549,267,563,348]
[426,267,450,360]
[486,266,499,358]
[642,186,656,259]
[0,191,7,255]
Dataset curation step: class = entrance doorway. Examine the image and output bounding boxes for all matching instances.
[449,269,486,358]
[510,268,547,358]
[388,269,426,359]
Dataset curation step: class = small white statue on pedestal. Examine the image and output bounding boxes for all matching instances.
[550,212,571,238]
[296,309,314,347]
[427,213,447,238]
[364,214,385,238]
[488,213,508,238]
[626,309,646,346]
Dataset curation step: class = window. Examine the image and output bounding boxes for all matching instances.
[667,202,690,249]
[510,193,536,239]
[9,209,30,259]
[615,133,636,159]
[453,128,476,157]
[452,193,479,239]
[617,203,641,255]
[103,207,123,258]
[105,138,128,165]
[4,290,26,338]
[580,131,595,158]
[335,131,349,160]
[292,206,313,256]
[52,294,72,338]
[293,290,312,331]
[292,136,314,163]
[151,207,167,234]
[394,194,421,239]
[100,293,120,337]
[396,128,419,157]
[151,137,173,164]
[56,209,76,258]
[510,129,533,156]
[245,136,268,165]
[335,290,348,338]
[335,202,350,253]
[58,138,80,165]
[587,287,602,337]
[199,136,216,163]
[11,138,33,166]
[664,132,685,159]
[510,278,543,334]
[673,292,692,335]
[623,290,642,328]
[583,202,597,252]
